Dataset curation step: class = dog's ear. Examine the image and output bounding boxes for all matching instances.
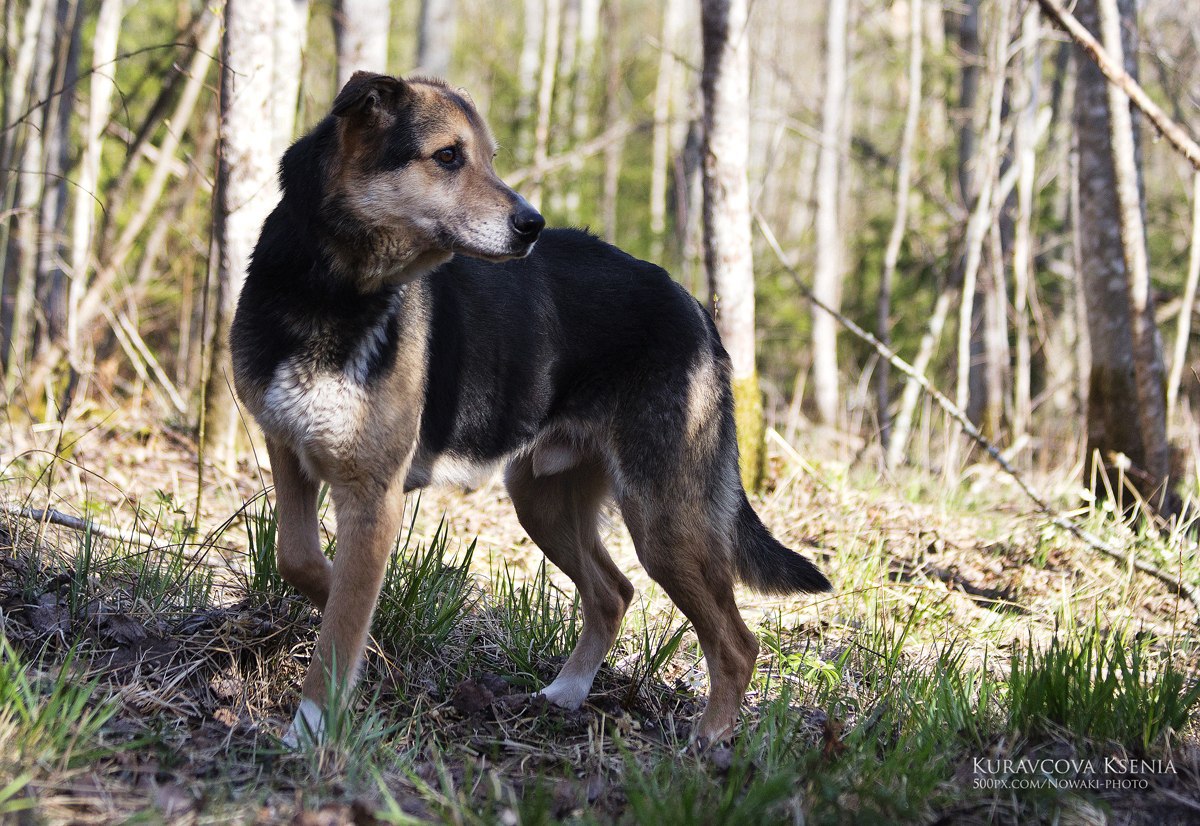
[331,71,408,120]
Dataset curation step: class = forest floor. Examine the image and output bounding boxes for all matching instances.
[1,405,1199,824]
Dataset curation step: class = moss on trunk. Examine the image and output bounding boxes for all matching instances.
[732,370,764,493]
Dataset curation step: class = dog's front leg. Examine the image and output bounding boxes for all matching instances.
[285,475,406,747]
[266,438,331,609]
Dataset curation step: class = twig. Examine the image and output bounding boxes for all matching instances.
[2,504,165,549]
[755,213,1200,622]
[505,119,647,186]
[1033,0,1200,171]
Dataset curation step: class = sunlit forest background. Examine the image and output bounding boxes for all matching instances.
[3,0,1197,491]
[3,1,1200,821]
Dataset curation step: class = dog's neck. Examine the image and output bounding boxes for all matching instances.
[320,223,453,291]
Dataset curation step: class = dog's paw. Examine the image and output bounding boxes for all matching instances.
[537,675,592,710]
[281,698,326,749]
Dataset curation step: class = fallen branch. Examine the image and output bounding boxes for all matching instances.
[755,213,1200,622]
[2,504,165,549]
[1033,0,1200,171]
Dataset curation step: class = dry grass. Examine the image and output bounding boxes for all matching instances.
[1,408,1199,824]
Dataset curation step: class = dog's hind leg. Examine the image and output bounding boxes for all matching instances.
[618,495,759,746]
[266,439,331,609]
[506,452,634,709]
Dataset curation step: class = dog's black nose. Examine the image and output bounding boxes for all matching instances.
[511,207,545,241]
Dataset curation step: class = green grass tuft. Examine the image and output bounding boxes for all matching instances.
[491,558,580,685]
[0,638,122,791]
[1007,624,1200,752]
[373,514,479,662]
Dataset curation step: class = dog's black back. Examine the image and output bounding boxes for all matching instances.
[419,229,711,464]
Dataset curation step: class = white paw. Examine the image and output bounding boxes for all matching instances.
[281,698,325,749]
[537,675,592,710]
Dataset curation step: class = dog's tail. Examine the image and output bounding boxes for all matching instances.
[732,495,832,594]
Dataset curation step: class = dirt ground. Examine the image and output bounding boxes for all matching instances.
[2,406,1198,823]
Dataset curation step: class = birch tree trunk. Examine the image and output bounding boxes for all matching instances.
[983,221,1010,438]
[564,0,601,220]
[877,0,922,458]
[811,0,849,427]
[516,0,545,164]
[1011,7,1040,442]
[205,0,294,467]
[416,0,457,78]
[529,0,561,209]
[649,0,685,261]
[334,0,390,90]
[701,0,762,490]
[3,0,53,393]
[1075,0,1170,506]
[600,0,622,240]
[68,0,124,368]
[0,0,50,359]
[272,0,310,156]
[1096,0,1171,502]
[553,0,579,139]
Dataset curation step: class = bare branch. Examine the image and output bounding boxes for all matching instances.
[2,504,166,549]
[1034,0,1200,170]
[756,212,1200,622]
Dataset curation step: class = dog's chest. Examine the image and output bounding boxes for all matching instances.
[256,286,413,474]
[261,360,370,463]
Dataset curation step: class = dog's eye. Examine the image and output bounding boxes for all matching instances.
[433,146,460,167]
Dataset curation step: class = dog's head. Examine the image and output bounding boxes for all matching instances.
[318,71,543,280]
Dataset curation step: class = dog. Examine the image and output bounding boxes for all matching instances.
[230,71,831,748]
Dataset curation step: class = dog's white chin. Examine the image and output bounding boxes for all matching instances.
[456,238,538,263]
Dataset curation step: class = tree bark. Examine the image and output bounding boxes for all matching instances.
[37,0,81,364]
[600,0,622,241]
[529,0,561,209]
[701,0,762,490]
[811,0,849,427]
[649,0,685,261]
[564,0,602,221]
[272,0,309,157]
[516,0,545,164]
[206,0,295,467]
[950,0,1009,469]
[1011,6,1040,441]
[1096,0,1170,500]
[1075,0,1170,506]
[416,0,456,79]
[983,221,1010,438]
[0,0,50,352]
[334,0,390,90]
[1166,172,1200,427]
[877,0,922,458]
[68,0,123,368]
[3,0,53,394]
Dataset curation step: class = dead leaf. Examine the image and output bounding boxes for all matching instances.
[27,592,68,636]
[451,678,494,715]
[103,613,149,646]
